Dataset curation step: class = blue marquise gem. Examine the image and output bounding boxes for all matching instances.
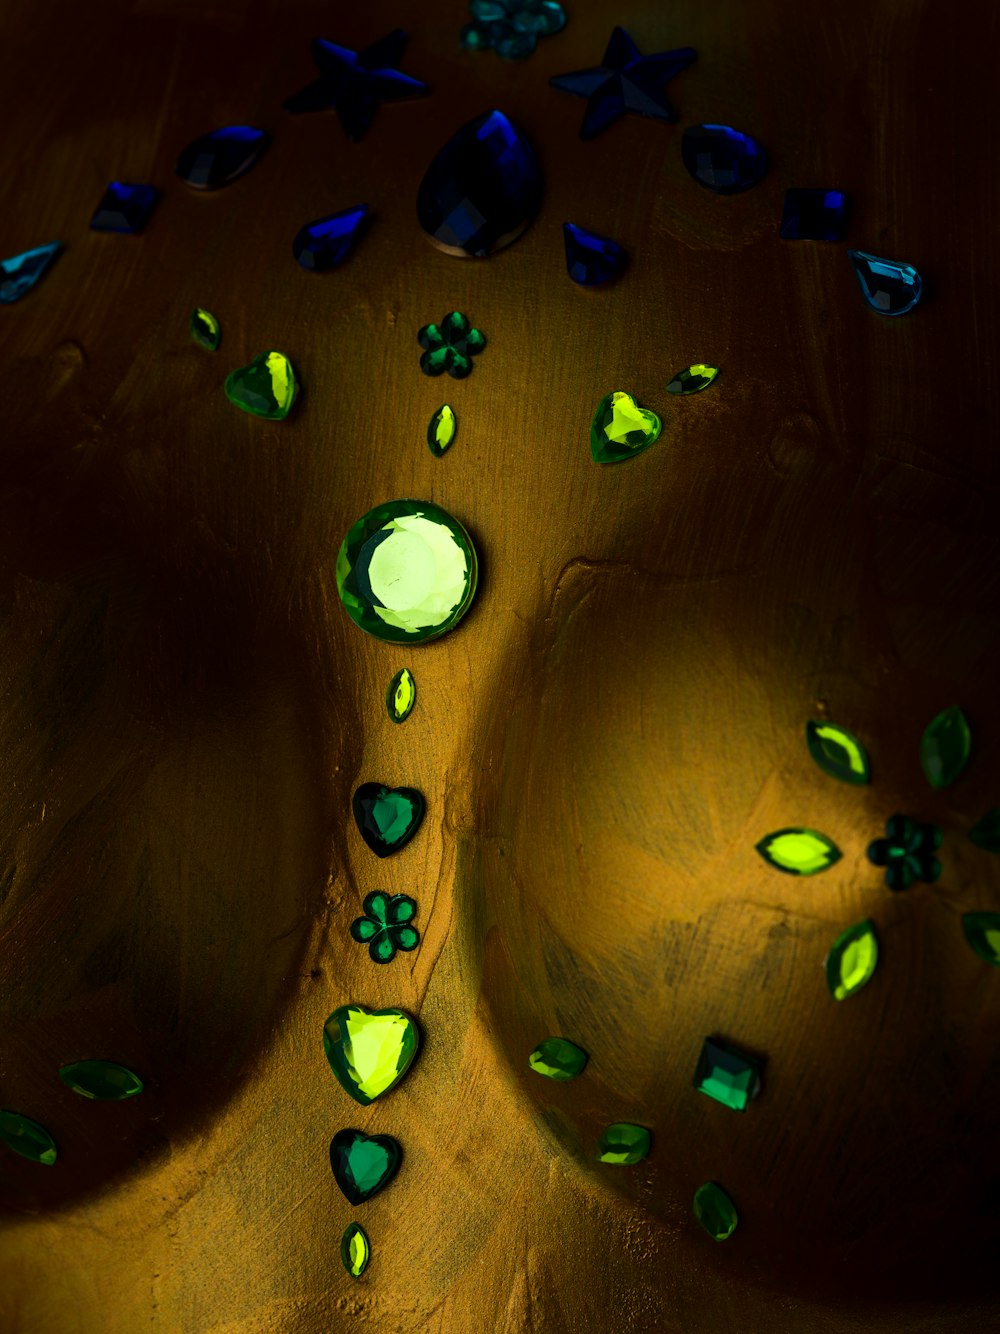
[563,222,626,285]
[848,248,923,316]
[175,126,269,190]
[417,109,541,258]
[89,182,159,233]
[293,205,369,271]
[779,188,848,241]
[681,124,768,194]
[0,241,61,303]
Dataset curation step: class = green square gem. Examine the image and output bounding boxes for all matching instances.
[693,1037,763,1112]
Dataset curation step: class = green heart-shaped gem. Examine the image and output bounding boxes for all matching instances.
[323,1004,419,1105]
[352,783,425,857]
[330,1127,402,1203]
[590,390,662,463]
[224,349,298,420]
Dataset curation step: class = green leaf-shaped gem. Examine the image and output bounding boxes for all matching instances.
[225,349,298,420]
[427,404,457,456]
[190,306,221,351]
[596,1123,651,1165]
[962,912,1000,966]
[755,828,841,875]
[0,1109,57,1165]
[387,668,416,723]
[58,1060,144,1100]
[590,391,662,463]
[340,1222,370,1278]
[920,705,971,789]
[666,364,719,395]
[806,720,871,785]
[693,1181,739,1240]
[527,1036,589,1081]
[824,919,878,1000]
[969,810,1000,854]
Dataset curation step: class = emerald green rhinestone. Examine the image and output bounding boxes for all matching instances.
[693,1181,739,1240]
[824,919,878,1000]
[755,827,841,875]
[0,1109,57,1165]
[336,499,478,643]
[920,705,971,789]
[427,404,457,455]
[224,349,298,420]
[330,1128,402,1204]
[666,364,718,394]
[340,1222,370,1278]
[58,1060,144,1100]
[596,1123,651,1165]
[693,1038,763,1112]
[962,912,1000,966]
[527,1037,588,1081]
[386,667,416,723]
[806,720,870,785]
[352,784,424,857]
[190,306,221,350]
[969,810,1000,853]
[590,390,662,463]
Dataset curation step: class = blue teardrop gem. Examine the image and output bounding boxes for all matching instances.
[563,223,626,285]
[0,241,61,303]
[293,205,369,271]
[176,126,269,190]
[417,109,541,257]
[89,183,159,233]
[681,123,768,194]
[847,249,923,316]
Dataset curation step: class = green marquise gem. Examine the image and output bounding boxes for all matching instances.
[693,1037,763,1112]
[824,919,878,1000]
[806,720,871,785]
[590,390,662,463]
[0,1109,57,1165]
[336,499,478,643]
[323,1004,420,1105]
[666,364,718,395]
[341,1222,370,1278]
[427,404,457,456]
[920,705,971,789]
[58,1060,144,1100]
[527,1037,589,1081]
[969,810,1000,853]
[596,1123,651,1165]
[693,1181,739,1240]
[962,912,1000,966]
[190,306,221,350]
[224,349,298,420]
[386,668,416,723]
[755,828,841,875]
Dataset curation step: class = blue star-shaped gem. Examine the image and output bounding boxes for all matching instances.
[283,29,429,142]
[549,27,696,140]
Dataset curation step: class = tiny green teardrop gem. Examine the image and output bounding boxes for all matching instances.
[190,307,221,351]
[755,828,842,875]
[58,1060,144,1100]
[340,1222,370,1278]
[224,350,298,420]
[596,1123,651,1165]
[824,919,878,1000]
[0,1109,57,1165]
[693,1181,739,1240]
[387,668,416,723]
[920,705,971,789]
[969,810,1000,853]
[962,912,1000,966]
[666,364,719,395]
[806,720,871,785]
[527,1036,589,1080]
[427,404,457,456]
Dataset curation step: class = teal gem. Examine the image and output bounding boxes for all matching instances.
[352,784,424,857]
[0,241,61,303]
[330,1128,402,1204]
[693,1037,763,1112]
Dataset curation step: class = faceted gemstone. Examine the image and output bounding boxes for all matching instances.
[340,1222,370,1278]
[387,667,416,723]
[336,499,478,642]
[666,364,718,395]
[511,1,566,36]
[590,391,662,463]
[0,1109,57,1165]
[920,705,971,788]
[806,720,870,785]
[969,810,1000,854]
[352,784,425,858]
[89,183,158,233]
[350,891,420,963]
[693,1037,764,1112]
[527,1037,589,1081]
[418,312,486,378]
[190,307,221,351]
[323,1004,420,1105]
[779,189,848,241]
[563,223,627,285]
[0,241,61,303]
[866,814,942,891]
[596,1123,651,1165]
[58,1060,143,1100]
[427,404,457,456]
[681,124,768,194]
[224,351,298,420]
[848,249,922,316]
[824,919,878,1000]
[175,126,269,190]
[551,28,697,140]
[492,23,537,60]
[330,1128,402,1204]
[755,828,841,875]
[417,109,542,257]
[293,204,368,271]
[471,1,509,19]
[693,1182,739,1240]
[962,912,1000,967]
[283,31,429,141]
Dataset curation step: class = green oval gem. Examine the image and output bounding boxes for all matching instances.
[336,499,478,643]
[824,919,878,1000]
[755,827,841,875]
[387,668,416,723]
[427,404,457,456]
[962,912,1000,966]
[590,390,662,463]
[528,1037,589,1081]
[340,1222,370,1278]
[0,1109,57,1165]
[323,1004,420,1105]
[920,705,971,789]
[190,306,221,351]
[969,810,1000,854]
[666,364,719,395]
[224,349,298,420]
[806,720,870,785]
[693,1181,739,1240]
[596,1123,651,1165]
[58,1060,144,1100]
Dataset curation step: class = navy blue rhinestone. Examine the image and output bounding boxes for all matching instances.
[681,123,768,194]
[563,222,626,285]
[779,189,848,241]
[89,183,158,233]
[175,126,269,190]
[293,205,369,271]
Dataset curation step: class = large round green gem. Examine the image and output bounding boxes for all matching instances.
[336,499,478,643]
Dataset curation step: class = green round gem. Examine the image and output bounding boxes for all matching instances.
[336,499,478,643]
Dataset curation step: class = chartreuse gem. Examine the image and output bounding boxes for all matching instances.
[693,1182,739,1240]
[824,920,878,1000]
[0,1109,57,1165]
[323,1004,419,1105]
[225,350,298,420]
[755,828,841,875]
[590,391,661,463]
[962,913,1000,966]
[58,1060,143,1100]
[969,811,1000,853]
[694,1038,763,1112]
[428,404,457,456]
[528,1037,588,1081]
[920,705,971,789]
[190,307,221,351]
[596,1123,651,1165]
[666,365,718,395]
[387,668,416,723]
[341,1222,370,1278]
[806,720,870,785]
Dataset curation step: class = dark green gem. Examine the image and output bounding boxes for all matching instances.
[693,1181,739,1240]
[962,912,1000,966]
[527,1037,588,1080]
[330,1128,402,1204]
[352,784,424,857]
[58,1060,144,1100]
[596,1123,651,1165]
[693,1037,764,1112]
[666,364,718,395]
[805,720,870,785]
[0,1109,57,1165]
[969,810,1000,854]
[920,705,971,789]
[349,890,420,963]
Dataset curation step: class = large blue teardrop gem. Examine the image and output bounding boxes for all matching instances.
[847,249,923,316]
[681,123,768,194]
[416,109,541,257]
[175,126,269,190]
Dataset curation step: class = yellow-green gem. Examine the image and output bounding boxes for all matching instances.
[528,1036,588,1080]
[666,364,719,395]
[190,307,221,351]
[0,1109,57,1166]
[693,1181,738,1240]
[340,1222,370,1278]
[590,390,662,463]
[806,720,870,785]
[427,404,457,456]
[596,1123,651,1165]
[323,1004,420,1105]
[387,667,416,723]
[58,1060,144,1100]
[224,349,298,420]
[962,912,1000,966]
[755,827,841,875]
[824,919,878,1000]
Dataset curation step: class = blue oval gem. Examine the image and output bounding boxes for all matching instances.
[563,222,627,286]
[176,126,269,190]
[681,123,768,194]
[293,204,369,271]
[848,248,923,316]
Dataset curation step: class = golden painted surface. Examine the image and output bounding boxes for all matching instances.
[1,0,999,1330]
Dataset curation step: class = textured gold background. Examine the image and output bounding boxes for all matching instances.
[1,0,999,1330]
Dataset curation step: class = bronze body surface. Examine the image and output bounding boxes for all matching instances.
[1,0,999,1330]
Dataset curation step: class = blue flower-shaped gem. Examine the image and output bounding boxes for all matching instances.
[461,0,566,60]
[89,183,159,233]
[350,892,420,963]
[866,815,942,891]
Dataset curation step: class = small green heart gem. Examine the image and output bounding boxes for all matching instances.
[323,1004,419,1105]
[224,349,298,420]
[330,1127,402,1203]
[352,783,425,857]
[590,390,662,463]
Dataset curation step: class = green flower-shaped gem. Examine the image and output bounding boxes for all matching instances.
[418,311,486,378]
[350,891,420,963]
[866,814,942,891]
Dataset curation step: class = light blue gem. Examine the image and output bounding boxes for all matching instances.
[848,248,923,316]
[0,241,61,303]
